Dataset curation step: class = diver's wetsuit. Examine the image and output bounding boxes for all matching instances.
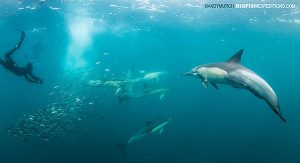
[0,30,43,84]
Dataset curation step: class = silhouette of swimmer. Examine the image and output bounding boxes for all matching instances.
[0,29,43,84]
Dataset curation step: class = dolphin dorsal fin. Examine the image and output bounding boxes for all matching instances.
[227,49,244,64]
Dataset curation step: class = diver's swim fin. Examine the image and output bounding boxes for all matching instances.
[15,29,25,49]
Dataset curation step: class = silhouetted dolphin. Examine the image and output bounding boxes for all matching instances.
[127,118,171,144]
[117,87,169,102]
[183,49,286,123]
[116,118,171,154]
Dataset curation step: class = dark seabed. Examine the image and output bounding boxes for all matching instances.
[0,0,300,163]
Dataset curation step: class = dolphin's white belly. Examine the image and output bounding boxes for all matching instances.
[144,72,159,79]
[149,89,167,95]
[197,67,229,84]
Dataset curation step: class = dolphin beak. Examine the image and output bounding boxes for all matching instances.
[181,72,193,76]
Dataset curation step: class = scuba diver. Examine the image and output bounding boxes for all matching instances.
[0,29,43,84]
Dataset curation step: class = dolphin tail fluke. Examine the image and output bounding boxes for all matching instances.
[268,103,287,123]
[115,143,128,155]
[277,112,287,123]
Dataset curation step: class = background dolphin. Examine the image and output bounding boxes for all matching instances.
[116,118,171,154]
[117,87,169,102]
[183,49,286,123]
[127,117,171,144]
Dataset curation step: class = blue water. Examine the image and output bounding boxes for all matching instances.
[0,0,300,162]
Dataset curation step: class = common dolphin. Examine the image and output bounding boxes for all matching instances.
[88,79,133,95]
[130,71,168,83]
[116,118,171,154]
[183,49,286,123]
[117,87,169,102]
[146,88,169,99]
[143,71,168,82]
[127,118,171,144]
[88,79,129,87]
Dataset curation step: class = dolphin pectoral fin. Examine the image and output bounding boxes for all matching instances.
[156,77,159,82]
[159,94,165,100]
[210,82,219,90]
[159,129,164,135]
[202,81,208,88]
[201,78,209,88]
[227,49,244,63]
[115,88,121,94]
